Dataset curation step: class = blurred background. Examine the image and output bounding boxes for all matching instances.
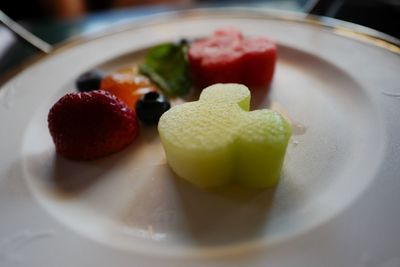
[0,0,399,77]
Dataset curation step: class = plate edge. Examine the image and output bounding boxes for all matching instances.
[0,7,399,88]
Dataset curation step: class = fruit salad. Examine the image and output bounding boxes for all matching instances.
[48,27,289,188]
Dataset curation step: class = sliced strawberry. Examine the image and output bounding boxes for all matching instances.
[48,90,139,160]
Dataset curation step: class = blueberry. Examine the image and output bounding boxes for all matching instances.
[179,38,190,46]
[135,92,170,125]
[76,70,103,92]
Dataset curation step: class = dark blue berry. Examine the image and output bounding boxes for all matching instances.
[76,70,103,92]
[179,38,190,46]
[135,92,170,125]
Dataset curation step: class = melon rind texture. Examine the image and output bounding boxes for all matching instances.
[158,84,291,188]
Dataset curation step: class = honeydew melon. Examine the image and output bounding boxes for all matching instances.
[158,83,291,188]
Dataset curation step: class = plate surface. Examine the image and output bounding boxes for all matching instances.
[1,9,399,267]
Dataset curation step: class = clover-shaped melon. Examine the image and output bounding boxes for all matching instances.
[158,84,291,188]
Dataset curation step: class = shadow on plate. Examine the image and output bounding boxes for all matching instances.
[172,172,276,246]
[24,126,160,197]
[120,163,278,247]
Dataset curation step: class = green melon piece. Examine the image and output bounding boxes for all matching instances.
[158,83,291,188]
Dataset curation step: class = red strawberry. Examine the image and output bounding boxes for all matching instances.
[188,28,277,89]
[48,90,139,160]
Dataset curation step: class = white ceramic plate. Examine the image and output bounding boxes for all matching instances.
[1,9,399,267]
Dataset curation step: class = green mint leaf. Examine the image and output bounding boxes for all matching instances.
[139,43,192,97]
